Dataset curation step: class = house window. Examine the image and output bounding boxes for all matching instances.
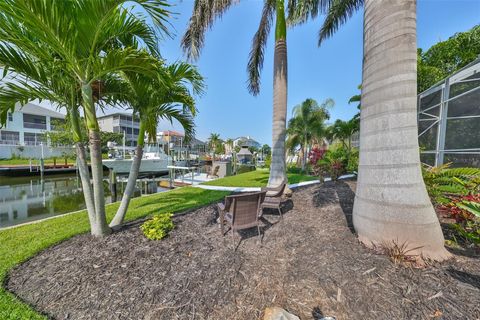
[7,112,13,122]
[0,130,20,145]
[24,132,45,146]
[23,114,46,130]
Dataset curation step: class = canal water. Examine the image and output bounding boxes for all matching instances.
[0,173,169,229]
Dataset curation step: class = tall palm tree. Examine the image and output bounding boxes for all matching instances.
[290,0,449,260]
[286,98,331,171]
[0,0,171,236]
[182,0,290,188]
[108,62,203,227]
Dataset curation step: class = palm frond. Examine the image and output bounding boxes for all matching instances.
[287,0,329,26]
[247,0,275,96]
[319,0,363,45]
[181,0,238,60]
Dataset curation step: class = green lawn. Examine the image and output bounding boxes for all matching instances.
[202,168,317,187]
[0,187,229,320]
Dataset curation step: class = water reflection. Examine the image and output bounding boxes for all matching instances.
[0,174,168,228]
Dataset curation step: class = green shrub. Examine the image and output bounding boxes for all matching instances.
[346,149,359,173]
[287,165,302,174]
[140,213,174,240]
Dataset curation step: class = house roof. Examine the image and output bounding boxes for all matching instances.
[237,147,252,155]
[97,112,135,119]
[16,103,65,119]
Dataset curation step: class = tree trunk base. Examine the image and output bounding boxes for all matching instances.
[354,213,452,262]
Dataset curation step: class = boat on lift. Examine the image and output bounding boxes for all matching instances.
[103,144,172,174]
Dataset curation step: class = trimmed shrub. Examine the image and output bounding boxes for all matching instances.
[141,213,174,240]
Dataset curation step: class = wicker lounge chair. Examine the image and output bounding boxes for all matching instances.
[217,191,266,242]
[207,165,220,178]
[261,179,287,219]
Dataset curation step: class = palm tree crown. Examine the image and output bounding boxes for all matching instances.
[286,98,332,170]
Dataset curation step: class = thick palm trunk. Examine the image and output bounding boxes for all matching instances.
[353,0,449,260]
[268,0,288,187]
[109,121,146,227]
[82,83,111,236]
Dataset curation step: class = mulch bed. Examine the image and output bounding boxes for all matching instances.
[7,181,480,319]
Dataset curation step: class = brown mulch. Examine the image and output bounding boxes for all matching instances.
[7,181,480,320]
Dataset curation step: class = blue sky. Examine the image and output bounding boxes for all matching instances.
[152,0,479,144]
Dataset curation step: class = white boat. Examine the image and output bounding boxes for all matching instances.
[103,145,172,174]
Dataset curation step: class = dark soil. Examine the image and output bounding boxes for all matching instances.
[7,181,480,320]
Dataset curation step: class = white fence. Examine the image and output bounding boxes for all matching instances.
[0,145,75,160]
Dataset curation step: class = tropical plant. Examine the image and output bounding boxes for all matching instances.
[290,0,449,260]
[422,164,480,204]
[439,194,480,246]
[208,133,222,160]
[317,148,347,180]
[328,118,359,153]
[141,212,175,240]
[225,138,234,154]
[261,144,271,157]
[348,85,361,120]
[286,98,332,171]
[182,0,291,188]
[0,0,171,236]
[308,146,326,177]
[108,62,203,227]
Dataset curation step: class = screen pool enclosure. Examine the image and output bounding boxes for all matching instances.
[418,57,480,168]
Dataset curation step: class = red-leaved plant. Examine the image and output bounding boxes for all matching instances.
[308,147,326,176]
[439,194,480,222]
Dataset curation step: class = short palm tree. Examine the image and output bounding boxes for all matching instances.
[225,138,234,154]
[286,98,332,171]
[328,118,359,152]
[182,0,290,188]
[290,0,449,260]
[0,0,171,236]
[208,133,222,160]
[108,62,204,227]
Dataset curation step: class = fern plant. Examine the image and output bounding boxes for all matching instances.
[422,163,480,204]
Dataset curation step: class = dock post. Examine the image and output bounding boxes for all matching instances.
[109,169,117,202]
[29,159,32,172]
[40,158,44,179]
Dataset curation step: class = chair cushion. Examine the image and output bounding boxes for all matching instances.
[266,190,279,197]
[224,212,233,223]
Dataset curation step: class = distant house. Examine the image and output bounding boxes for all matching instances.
[157,130,207,155]
[98,112,140,146]
[233,136,261,149]
[0,103,65,146]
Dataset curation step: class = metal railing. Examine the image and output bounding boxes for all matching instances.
[23,122,47,130]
